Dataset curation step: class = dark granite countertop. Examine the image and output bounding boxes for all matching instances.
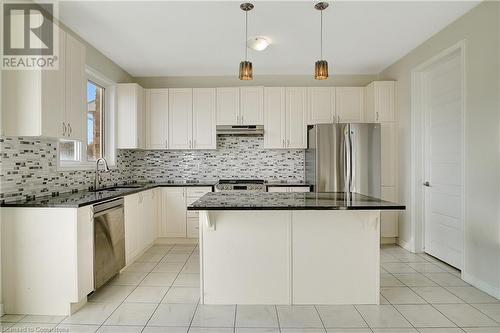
[1,181,217,208]
[187,192,405,211]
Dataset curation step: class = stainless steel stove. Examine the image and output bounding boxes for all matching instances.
[215,179,266,192]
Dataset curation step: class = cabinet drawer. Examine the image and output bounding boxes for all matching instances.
[187,211,199,219]
[187,218,199,238]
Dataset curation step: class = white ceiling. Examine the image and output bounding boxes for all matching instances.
[59,1,479,77]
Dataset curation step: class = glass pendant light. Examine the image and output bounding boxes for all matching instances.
[239,3,254,80]
[314,2,329,80]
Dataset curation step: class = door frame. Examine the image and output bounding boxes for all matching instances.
[410,40,466,270]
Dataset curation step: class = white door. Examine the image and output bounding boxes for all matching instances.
[285,87,307,149]
[240,87,263,125]
[169,88,193,150]
[65,33,86,141]
[424,52,463,269]
[263,87,286,149]
[161,188,187,238]
[335,87,364,123]
[146,89,168,149]
[193,88,217,150]
[307,87,334,124]
[217,87,239,125]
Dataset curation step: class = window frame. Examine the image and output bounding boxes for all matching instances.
[58,66,117,170]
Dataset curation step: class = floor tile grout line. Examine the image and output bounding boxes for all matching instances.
[89,244,176,331]
[233,304,238,333]
[468,303,500,325]
[428,302,463,328]
[353,304,375,332]
[274,305,282,333]
[142,244,196,330]
[187,301,201,332]
[390,302,420,331]
[313,305,328,333]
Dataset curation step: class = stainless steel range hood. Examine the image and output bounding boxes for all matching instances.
[216,125,264,136]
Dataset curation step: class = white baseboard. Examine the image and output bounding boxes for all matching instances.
[462,271,500,300]
[397,238,415,253]
[156,237,198,245]
[381,237,397,244]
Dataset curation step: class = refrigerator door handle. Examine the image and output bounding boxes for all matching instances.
[343,125,351,193]
[348,128,355,193]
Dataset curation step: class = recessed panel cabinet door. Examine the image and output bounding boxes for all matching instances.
[193,88,217,150]
[286,87,307,149]
[381,123,397,187]
[65,33,86,141]
[263,87,286,149]
[160,188,187,238]
[146,89,168,149]
[217,87,240,125]
[335,87,364,123]
[169,88,193,150]
[240,87,263,125]
[124,193,140,264]
[307,87,334,124]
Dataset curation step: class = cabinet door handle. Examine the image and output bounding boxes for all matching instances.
[287,139,290,148]
[282,139,285,148]
[337,115,340,123]
[376,112,379,121]
[241,115,244,124]
[165,139,168,149]
[62,122,66,136]
[193,139,196,148]
[68,123,72,136]
[189,140,192,149]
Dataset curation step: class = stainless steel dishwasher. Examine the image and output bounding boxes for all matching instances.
[93,198,125,290]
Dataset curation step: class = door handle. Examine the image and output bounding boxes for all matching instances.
[68,123,72,136]
[423,181,431,187]
[62,122,66,136]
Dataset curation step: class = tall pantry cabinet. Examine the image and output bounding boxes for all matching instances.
[365,81,398,240]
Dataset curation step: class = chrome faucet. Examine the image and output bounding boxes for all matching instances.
[94,158,110,191]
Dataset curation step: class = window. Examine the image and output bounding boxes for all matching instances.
[59,67,116,169]
[87,80,104,161]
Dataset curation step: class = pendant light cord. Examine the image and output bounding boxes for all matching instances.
[320,9,323,60]
[245,10,248,61]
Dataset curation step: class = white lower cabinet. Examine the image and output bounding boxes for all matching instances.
[159,186,212,238]
[160,187,187,237]
[124,189,158,264]
[381,186,398,238]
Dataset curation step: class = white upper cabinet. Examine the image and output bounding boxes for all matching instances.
[240,87,264,125]
[381,122,397,187]
[145,89,169,149]
[193,88,217,150]
[364,81,395,122]
[217,87,239,125]
[307,87,335,124]
[263,88,286,149]
[335,87,364,123]
[286,87,308,149]
[169,88,193,150]
[117,83,145,149]
[2,27,86,140]
[65,33,86,142]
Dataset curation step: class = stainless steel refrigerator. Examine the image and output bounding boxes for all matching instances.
[305,124,381,196]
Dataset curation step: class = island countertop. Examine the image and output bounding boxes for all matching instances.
[187,192,405,211]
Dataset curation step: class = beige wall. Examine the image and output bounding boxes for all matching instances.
[134,75,377,88]
[379,1,500,297]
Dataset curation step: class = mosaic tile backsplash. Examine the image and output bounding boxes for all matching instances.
[0,136,304,202]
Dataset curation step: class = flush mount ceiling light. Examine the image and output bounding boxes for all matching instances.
[247,36,271,51]
[239,2,254,80]
[314,2,329,80]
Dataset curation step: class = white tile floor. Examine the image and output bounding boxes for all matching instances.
[1,244,499,333]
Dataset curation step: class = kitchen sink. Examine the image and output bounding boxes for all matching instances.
[91,185,144,192]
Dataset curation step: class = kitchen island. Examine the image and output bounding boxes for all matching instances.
[188,191,405,305]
